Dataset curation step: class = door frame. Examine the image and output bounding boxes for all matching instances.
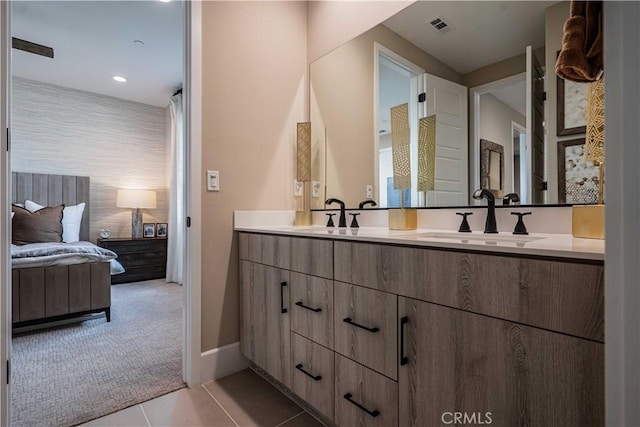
[0,2,203,423]
[511,121,527,202]
[0,1,11,423]
[373,42,424,206]
[469,72,527,205]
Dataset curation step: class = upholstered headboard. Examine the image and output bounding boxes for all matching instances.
[11,172,90,241]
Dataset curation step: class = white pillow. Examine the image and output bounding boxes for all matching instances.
[25,200,86,243]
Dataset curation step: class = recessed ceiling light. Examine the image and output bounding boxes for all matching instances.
[159,0,171,3]
[133,40,145,47]
[112,75,127,83]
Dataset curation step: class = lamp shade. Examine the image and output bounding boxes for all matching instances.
[116,189,157,209]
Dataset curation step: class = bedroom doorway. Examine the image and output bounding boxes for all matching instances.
[0,2,200,424]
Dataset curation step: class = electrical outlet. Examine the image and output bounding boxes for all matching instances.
[293,180,303,197]
[366,185,373,199]
[312,181,321,198]
[207,170,219,191]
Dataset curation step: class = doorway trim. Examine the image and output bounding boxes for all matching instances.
[470,72,527,205]
[373,42,424,206]
[0,2,203,424]
[0,1,11,424]
[184,0,202,388]
[511,121,527,202]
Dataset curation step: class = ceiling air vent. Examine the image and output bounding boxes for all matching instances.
[427,15,453,34]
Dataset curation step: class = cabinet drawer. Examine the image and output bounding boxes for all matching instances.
[335,241,604,341]
[99,239,166,255]
[290,272,333,348]
[291,237,333,279]
[334,281,397,379]
[239,233,290,269]
[335,354,398,427]
[291,332,334,422]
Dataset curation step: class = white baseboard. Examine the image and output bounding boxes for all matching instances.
[200,341,249,383]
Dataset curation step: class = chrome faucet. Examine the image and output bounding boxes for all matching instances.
[472,189,498,234]
[325,198,347,227]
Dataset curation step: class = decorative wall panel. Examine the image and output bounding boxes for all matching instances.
[390,103,411,190]
[12,78,168,241]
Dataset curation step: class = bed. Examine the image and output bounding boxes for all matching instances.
[11,172,114,328]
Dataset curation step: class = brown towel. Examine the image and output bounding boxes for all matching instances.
[555,0,603,83]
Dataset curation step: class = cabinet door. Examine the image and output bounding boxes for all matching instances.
[240,261,291,387]
[398,296,604,427]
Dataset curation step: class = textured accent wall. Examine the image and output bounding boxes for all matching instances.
[11,78,168,242]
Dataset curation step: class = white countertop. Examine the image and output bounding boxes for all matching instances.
[234,225,605,261]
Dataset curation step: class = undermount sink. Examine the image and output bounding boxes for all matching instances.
[417,232,546,244]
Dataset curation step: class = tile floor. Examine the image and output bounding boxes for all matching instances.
[80,369,325,427]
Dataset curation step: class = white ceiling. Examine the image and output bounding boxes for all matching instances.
[12,1,183,107]
[383,1,558,74]
[490,79,526,116]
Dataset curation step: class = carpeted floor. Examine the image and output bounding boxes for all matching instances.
[11,279,185,427]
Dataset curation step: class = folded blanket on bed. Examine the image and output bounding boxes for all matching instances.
[11,241,118,269]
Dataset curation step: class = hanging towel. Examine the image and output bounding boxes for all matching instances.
[555,0,603,83]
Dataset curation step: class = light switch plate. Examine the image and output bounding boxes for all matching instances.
[207,170,219,191]
[312,181,321,198]
[366,185,373,199]
[293,180,303,197]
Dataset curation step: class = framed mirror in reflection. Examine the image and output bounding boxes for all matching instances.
[310,1,592,210]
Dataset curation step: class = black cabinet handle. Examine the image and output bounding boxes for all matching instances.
[295,301,322,313]
[343,317,379,333]
[400,316,409,366]
[295,364,322,381]
[280,282,287,314]
[343,393,380,418]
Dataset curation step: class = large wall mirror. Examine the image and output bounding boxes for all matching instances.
[310,1,590,210]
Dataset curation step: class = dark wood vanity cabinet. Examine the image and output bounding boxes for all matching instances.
[239,232,604,426]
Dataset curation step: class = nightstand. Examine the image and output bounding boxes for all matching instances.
[98,238,167,284]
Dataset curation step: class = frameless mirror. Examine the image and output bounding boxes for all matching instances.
[310,0,594,210]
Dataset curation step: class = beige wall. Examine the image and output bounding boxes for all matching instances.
[546,1,577,204]
[12,78,168,242]
[201,1,307,351]
[311,24,461,208]
[479,93,526,196]
[462,47,545,89]
[307,1,414,63]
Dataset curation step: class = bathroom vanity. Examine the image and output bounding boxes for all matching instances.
[237,227,604,426]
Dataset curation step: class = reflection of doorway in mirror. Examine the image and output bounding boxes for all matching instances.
[375,44,468,208]
[376,46,422,208]
[512,122,528,202]
[472,73,528,203]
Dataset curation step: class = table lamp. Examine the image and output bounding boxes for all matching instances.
[116,189,157,239]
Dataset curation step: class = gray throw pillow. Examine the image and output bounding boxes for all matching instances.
[11,204,64,245]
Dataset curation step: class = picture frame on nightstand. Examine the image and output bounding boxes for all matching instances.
[143,223,156,238]
[156,223,168,238]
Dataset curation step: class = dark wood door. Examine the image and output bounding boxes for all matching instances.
[398,296,604,426]
[528,46,546,203]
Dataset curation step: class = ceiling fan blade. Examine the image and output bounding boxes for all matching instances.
[12,37,54,59]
